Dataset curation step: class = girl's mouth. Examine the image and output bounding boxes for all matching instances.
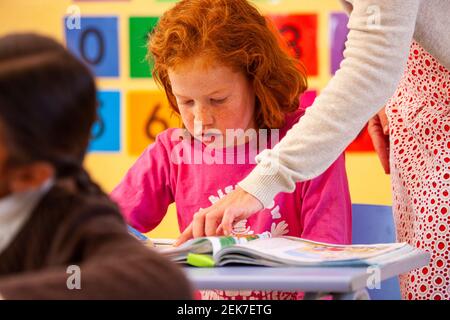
[201,133,220,144]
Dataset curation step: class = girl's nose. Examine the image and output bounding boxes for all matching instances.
[194,105,214,126]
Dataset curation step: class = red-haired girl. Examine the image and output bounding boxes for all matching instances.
[112,0,352,300]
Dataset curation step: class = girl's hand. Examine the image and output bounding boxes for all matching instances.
[174,187,264,246]
[368,107,390,174]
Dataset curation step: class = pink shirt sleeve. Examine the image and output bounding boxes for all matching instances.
[299,153,352,244]
[110,133,174,233]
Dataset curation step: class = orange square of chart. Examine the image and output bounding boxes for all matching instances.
[127,91,181,156]
[268,14,318,76]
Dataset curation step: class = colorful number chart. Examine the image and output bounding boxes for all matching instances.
[0,0,393,238]
[63,0,374,159]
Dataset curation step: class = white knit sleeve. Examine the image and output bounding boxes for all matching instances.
[239,0,421,208]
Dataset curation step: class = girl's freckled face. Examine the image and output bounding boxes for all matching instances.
[168,57,256,147]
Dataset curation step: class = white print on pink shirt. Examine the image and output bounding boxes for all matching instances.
[207,185,289,237]
[271,221,289,237]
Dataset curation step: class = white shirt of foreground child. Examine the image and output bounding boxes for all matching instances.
[0,179,53,255]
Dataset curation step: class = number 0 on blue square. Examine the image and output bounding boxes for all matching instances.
[64,16,119,77]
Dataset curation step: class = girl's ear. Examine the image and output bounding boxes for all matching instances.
[9,162,55,193]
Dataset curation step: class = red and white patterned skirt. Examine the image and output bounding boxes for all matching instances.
[386,41,450,300]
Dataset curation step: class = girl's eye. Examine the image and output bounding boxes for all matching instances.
[211,97,227,105]
[180,100,194,106]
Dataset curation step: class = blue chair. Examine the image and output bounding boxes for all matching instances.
[352,204,401,300]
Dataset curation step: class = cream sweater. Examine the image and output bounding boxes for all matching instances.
[239,0,450,208]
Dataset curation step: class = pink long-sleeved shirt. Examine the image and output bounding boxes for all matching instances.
[111,109,352,244]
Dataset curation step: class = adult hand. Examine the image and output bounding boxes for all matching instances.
[368,107,390,174]
[174,187,264,246]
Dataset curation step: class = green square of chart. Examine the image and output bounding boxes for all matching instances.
[129,17,159,78]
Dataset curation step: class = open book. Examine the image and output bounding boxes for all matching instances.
[160,232,419,268]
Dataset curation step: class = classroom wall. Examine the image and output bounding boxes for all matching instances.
[0,0,391,238]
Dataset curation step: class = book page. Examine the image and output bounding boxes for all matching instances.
[208,232,271,258]
[222,237,407,265]
[160,232,272,261]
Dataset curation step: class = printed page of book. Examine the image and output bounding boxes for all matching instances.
[217,237,409,266]
[161,232,272,260]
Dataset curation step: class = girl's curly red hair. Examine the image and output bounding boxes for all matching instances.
[149,0,308,129]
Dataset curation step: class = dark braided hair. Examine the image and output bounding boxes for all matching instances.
[0,33,102,195]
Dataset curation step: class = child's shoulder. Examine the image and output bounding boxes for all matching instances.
[147,127,189,150]
[30,184,122,242]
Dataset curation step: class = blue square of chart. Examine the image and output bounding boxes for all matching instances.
[89,91,121,152]
[64,16,119,77]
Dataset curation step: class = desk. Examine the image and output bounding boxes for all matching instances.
[184,249,430,300]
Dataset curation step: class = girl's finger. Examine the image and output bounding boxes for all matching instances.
[205,211,221,236]
[221,209,237,236]
[174,224,193,246]
[192,209,206,238]
[216,223,224,235]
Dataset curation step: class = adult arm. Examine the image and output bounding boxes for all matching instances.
[177,0,422,240]
[239,0,421,207]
